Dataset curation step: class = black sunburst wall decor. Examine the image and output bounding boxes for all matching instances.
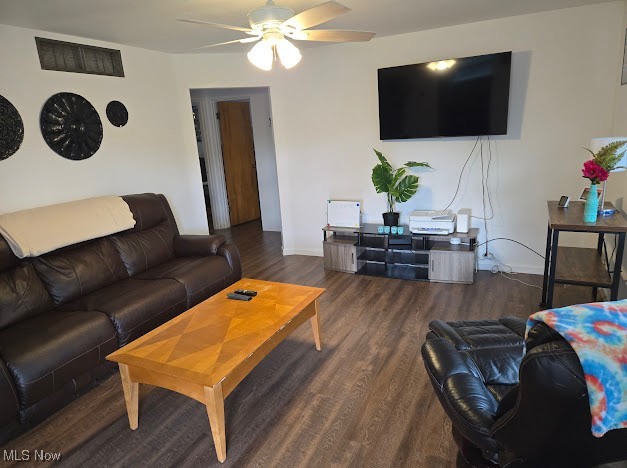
[40,92,103,160]
[0,95,25,161]
[106,100,128,127]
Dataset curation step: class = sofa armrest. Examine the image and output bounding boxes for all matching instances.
[421,338,482,388]
[421,338,499,454]
[174,235,226,256]
[0,357,19,427]
[217,243,242,280]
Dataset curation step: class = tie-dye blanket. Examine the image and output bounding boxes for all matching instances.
[526,300,627,437]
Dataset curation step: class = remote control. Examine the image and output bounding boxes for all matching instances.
[227,293,252,301]
[235,289,257,297]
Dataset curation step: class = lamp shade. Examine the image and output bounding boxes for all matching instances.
[590,137,627,172]
[276,39,301,69]
[247,41,273,71]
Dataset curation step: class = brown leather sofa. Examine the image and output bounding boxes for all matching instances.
[0,193,241,441]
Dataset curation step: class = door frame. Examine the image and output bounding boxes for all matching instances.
[199,95,252,230]
[191,88,283,234]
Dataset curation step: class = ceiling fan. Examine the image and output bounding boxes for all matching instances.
[177,1,376,71]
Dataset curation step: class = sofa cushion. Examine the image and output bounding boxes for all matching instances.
[32,237,128,306]
[465,346,522,386]
[486,384,517,403]
[121,193,177,233]
[61,278,187,346]
[0,262,53,330]
[110,224,175,276]
[428,318,526,350]
[110,193,178,277]
[135,256,233,307]
[0,311,117,408]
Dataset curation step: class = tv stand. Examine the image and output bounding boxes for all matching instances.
[322,224,478,284]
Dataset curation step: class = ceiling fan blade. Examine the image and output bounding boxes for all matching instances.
[179,36,261,53]
[290,29,376,42]
[177,18,256,34]
[281,1,350,31]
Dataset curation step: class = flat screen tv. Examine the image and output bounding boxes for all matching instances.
[377,51,512,139]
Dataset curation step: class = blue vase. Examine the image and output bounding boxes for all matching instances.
[583,183,599,223]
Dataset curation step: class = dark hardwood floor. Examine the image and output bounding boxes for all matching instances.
[0,221,594,467]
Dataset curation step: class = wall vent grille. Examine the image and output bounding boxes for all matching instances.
[35,37,124,77]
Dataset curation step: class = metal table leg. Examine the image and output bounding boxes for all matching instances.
[610,232,625,301]
[593,233,605,300]
[541,225,553,306]
[546,229,560,309]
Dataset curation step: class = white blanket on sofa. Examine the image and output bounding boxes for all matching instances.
[0,196,136,258]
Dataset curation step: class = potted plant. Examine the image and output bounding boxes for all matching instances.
[581,140,627,222]
[371,149,431,226]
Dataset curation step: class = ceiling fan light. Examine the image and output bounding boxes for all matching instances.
[276,38,302,69]
[247,40,273,70]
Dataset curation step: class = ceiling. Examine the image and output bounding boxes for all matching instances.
[0,0,613,54]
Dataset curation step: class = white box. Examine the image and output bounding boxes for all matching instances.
[456,209,471,233]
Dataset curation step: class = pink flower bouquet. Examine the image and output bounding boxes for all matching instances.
[582,160,609,185]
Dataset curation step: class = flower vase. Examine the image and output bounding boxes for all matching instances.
[583,183,599,223]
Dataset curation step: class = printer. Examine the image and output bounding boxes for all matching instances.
[409,210,456,235]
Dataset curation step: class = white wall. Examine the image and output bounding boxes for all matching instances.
[2,4,625,274]
[189,87,282,232]
[613,3,627,134]
[0,24,209,234]
[172,2,625,273]
[606,2,627,286]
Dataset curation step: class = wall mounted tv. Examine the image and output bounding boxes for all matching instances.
[377,51,512,139]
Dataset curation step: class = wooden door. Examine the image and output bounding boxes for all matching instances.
[217,101,261,226]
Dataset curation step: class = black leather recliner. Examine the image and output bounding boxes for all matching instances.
[422,318,627,467]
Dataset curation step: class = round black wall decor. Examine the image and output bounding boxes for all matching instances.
[0,95,24,161]
[40,93,103,160]
[106,101,128,127]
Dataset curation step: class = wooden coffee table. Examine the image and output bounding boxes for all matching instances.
[107,278,324,463]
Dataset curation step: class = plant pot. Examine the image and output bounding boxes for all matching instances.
[382,212,399,226]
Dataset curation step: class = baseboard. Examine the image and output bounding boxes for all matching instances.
[282,248,324,257]
[477,259,544,275]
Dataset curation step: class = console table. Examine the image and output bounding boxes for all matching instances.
[322,224,478,284]
[541,201,627,308]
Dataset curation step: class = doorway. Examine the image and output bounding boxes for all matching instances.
[189,87,282,234]
[217,100,261,226]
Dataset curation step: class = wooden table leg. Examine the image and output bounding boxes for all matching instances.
[205,383,226,463]
[310,299,322,351]
[119,364,139,430]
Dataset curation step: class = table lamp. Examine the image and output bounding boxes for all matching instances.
[589,137,627,215]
